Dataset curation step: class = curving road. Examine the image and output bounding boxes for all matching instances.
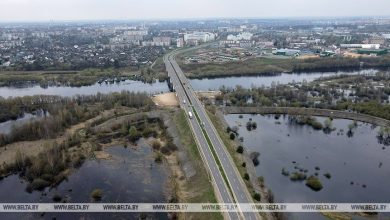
[164,49,261,220]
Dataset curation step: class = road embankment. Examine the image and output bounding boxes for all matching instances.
[221,106,390,127]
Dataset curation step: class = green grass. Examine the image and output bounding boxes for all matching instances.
[173,110,223,220]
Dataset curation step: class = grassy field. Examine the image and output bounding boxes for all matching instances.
[173,110,223,220]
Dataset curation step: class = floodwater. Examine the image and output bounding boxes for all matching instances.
[0,139,170,220]
[190,69,378,90]
[0,70,379,98]
[225,114,390,219]
[0,110,48,135]
[0,80,169,98]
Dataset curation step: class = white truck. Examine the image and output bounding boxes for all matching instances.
[188,111,193,119]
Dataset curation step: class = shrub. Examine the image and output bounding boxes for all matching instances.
[305,176,323,191]
[281,168,290,176]
[165,141,178,152]
[243,173,250,181]
[289,172,307,181]
[324,173,331,179]
[91,189,103,201]
[154,153,163,163]
[142,127,157,138]
[151,140,161,150]
[246,121,257,131]
[258,176,265,188]
[229,133,235,140]
[160,146,171,155]
[28,178,51,191]
[241,162,246,167]
[128,126,140,142]
[52,193,62,202]
[250,152,260,166]
[236,146,244,154]
[226,126,231,133]
[253,193,261,201]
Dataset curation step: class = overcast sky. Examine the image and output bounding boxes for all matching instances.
[0,0,390,22]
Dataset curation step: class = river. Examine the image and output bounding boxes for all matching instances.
[0,69,379,98]
[0,79,169,98]
[190,69,378,90]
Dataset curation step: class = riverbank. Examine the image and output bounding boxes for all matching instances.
[0,65,168,88]
[178,56,390,79]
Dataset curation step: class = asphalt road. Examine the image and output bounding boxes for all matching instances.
[164,51,261,220]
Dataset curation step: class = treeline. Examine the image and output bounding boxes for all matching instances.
[180,56,390,78]
[0,91,153,146]
[2,135,85,192]
[216,78,390,121]
[293,56,390,72]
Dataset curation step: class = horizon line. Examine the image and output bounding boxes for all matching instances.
[1,15,390,24]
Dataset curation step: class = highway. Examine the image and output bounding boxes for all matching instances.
[164,49,261,220]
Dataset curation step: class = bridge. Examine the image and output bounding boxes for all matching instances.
[164,48,261,220]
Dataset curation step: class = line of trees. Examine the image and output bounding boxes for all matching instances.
[0,91,153,147]
[216,74,390,120]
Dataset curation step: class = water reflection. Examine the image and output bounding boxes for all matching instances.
[0,80,169,98]
[225,114,390,219]
[0,140,169,220]
[190,69,378,90]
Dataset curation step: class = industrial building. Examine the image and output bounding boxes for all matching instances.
[184,32,215,45]
[272,48,301,56]
[340,44,381,49]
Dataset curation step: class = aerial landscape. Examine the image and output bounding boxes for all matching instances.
[0,0,390,219]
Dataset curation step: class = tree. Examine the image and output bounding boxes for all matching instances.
[253,193,261,201]
[121,123,128,136]
[324,118,332,129]
[129,126,140,142]
[226,126,231,133]
[236,146,244,154]
[91,189,103,201]
[114,59,120,69]
[229,133,235,140]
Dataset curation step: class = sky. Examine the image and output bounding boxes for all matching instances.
[0,0,390,22]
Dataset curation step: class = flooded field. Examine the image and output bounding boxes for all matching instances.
[225,114,390,219]
[190,69,377,90]
[0,139,170,220]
